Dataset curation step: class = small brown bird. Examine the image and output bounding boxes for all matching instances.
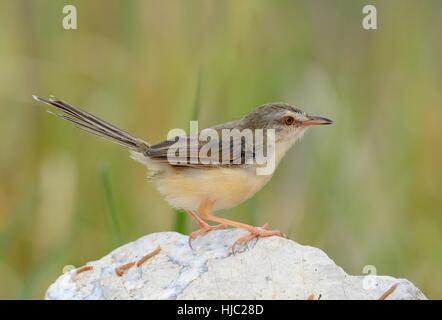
[33,96,333,252]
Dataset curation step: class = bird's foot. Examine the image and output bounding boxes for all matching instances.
[231,223,286,254]
[188,223,228,248]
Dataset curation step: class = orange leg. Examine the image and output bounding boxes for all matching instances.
[198,200,286,253]
[185,210,227,248]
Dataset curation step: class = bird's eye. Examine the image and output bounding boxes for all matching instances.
[283,116,295,126]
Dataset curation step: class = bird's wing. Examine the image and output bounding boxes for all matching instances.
[146,134,258,168]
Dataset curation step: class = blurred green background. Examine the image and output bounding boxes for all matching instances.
[0,0,441,299]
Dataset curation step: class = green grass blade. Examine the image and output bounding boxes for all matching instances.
[174,209,187,234]
[99,163,123,246]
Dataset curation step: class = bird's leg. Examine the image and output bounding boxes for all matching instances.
[198,200,286,253]
[186,210,227,247]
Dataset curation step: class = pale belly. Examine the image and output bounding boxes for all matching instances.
[153,166,271,211]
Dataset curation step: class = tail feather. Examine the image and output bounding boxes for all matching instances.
[33,95,150,152]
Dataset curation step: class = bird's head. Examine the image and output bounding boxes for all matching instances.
[243,103,333,145]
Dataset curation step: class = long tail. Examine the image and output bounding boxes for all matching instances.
[33,95,150,153]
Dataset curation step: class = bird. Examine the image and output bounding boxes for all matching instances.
[33,95,333,253]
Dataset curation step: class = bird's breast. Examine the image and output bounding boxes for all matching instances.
[153,166,272,211]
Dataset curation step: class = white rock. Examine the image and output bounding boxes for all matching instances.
[46,229,427,300]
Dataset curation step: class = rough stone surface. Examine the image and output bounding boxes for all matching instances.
[46,229,427,300]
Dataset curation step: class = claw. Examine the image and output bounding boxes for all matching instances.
[188,224,228,249]
[231,223,285,254]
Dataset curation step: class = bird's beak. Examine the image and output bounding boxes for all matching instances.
[301,115,334,127]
